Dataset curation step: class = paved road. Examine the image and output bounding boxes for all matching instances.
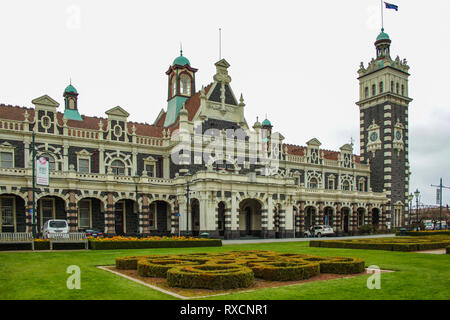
[222,234,396,245]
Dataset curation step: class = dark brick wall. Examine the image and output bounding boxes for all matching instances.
[361,101,408,207]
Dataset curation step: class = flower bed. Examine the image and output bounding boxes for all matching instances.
[89,236,222,250]
[310,235,450,252]
[115,250,365,290]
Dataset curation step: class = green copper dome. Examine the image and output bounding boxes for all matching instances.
[64,84,78,94]
[376,29,390,41]
[172,54,190,67]
[262,118,272,126]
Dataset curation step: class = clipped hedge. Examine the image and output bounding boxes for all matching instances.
[248,261,320,281]
[138,257,209,278]
[167,264,254,289]
[310,236,450,252]
[404,230,450,237]
[318,257,365,274]
[90,239,222,250]
[114,250,366,290]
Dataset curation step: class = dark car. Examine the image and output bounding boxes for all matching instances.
[84,229,103,238]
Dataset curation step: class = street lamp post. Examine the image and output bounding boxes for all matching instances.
[133,172,140,236]
[185,173,192,237]
[408,193,413,229]
[414,189,420,231]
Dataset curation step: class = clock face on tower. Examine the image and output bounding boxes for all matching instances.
[396,131,402,140]
[370,132,378,142]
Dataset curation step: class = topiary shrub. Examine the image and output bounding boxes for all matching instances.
[246,260,320,281]
[167,264,254,289]
[318,257,365,274]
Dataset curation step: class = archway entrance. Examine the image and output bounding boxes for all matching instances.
[36,196,66,233]
[149,200,170,236]
[0,194,26,233]
[357,208,365,227]
[342,207,350,233]
[191,199,200,236]
[217,202,226,237]
[77,197,105,232]
[324,207,333,226]
[305,206,316,230]
[372,208,380,227]
[239,199,262,238]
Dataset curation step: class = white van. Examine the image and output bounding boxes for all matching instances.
[42,220,69,239]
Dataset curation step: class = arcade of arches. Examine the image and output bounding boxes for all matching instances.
[0,192,386,238]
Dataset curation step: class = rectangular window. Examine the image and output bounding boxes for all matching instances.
[78,200,90,228]
[78,159,90,173]
[1,197,14,227]
[41,199,54,226]
[145,164,154,177]
[365,87,369,98]
[0,152,13,168]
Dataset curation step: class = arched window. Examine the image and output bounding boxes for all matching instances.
[342,180,350,191]
[171,76,177,97]
[396,83,399,94]
[391,81,394,92]
[364,87,369,98]
[401,85,405,96]
[40,153,56,170]
[111,160,125,175]
[309,178,318,189]
[180,74,191,96]
[379,81,384,93]
[372,84,376,96]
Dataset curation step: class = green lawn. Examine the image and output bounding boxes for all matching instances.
[0,242,449,300]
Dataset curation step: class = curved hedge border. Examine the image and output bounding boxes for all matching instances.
[167,264,254,289]
[115,250,366,290]
[310,236,450,252]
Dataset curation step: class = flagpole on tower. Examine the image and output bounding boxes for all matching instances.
[381,0,384,30]
[219,28,222,60]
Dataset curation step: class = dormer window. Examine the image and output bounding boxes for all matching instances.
[180,74,191,96]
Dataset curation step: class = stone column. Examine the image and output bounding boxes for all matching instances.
[299,201,305,234]
[140,195,150,236]
[105,193,115,236]
[279,206,286,238]
[67,191,78,232]
[381,204,387,231]
[171,199,179,236]
[318,202,324,225]
[367,204,372,226]
[351,203,358,234]
[335,202,342,233]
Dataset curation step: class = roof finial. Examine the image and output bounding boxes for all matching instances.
[70,77,72,85]
[180,42,183,56]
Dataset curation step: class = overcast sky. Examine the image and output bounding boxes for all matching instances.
[1,0,449,206]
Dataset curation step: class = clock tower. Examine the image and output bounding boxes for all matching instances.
[356,29,413,228]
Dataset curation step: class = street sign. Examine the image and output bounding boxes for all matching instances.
[36,156,49,186]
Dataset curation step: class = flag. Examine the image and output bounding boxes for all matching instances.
[385,2,399,11]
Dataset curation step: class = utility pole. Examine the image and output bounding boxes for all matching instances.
[431,178,450,230]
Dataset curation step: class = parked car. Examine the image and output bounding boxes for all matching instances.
[42,219,69,239]
[304,225,335,238]
[84,229,103,238]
